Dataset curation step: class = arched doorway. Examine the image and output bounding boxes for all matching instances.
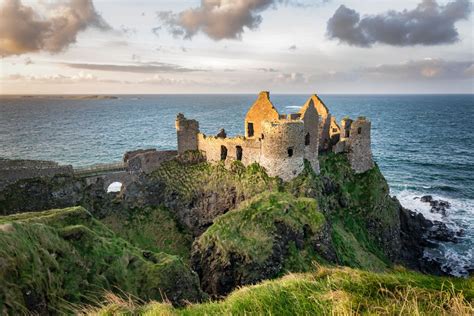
[107,181,123,193]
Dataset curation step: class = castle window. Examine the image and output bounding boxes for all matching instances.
[220,145,228,161]
[287,147,294,157]
[358,127,362,134]
[333,128,338,132]
[247,122,254,137]
[345,131,350,138]
[305,133,310,146]
[261,134,264,139]
[236,146,243,161]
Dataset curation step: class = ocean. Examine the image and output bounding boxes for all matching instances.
[1,94,473,276]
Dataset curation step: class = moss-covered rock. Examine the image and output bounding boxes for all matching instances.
[0,207,204,314]
[124,160,281,236]
[286,154,402,270]
[101,206,193,261]
[191,192,335,296]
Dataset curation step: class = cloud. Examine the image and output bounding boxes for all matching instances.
[326,0,472,47]
[364,58,474,80]
[156,0,324,40]
[3,71,123,83]
[274,72,307,83]
[63,62,206,73]
[288,45,297,50]
[0,0,111,57]
[137,75,196,85]
[257,67,278,72]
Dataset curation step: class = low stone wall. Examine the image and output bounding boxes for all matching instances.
[0,159,73,190]
[125,149,178,174]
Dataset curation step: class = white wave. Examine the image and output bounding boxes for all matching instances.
[285,105,301,110]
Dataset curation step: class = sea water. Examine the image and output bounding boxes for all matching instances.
[1,94,473,275]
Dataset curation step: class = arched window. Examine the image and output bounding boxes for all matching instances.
[287,147,294,157]
[220,145,228,160]
[345,131,350,138]
[236,146,243,161]
[305,133,310,146]
[357,127,362,134]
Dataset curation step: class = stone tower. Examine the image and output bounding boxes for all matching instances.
[244,91,279,139]
[260,120,305,181]
[347,117,374,173]
[175,113,199,154]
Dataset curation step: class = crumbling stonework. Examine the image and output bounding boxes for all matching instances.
[175,91,374,180]
[124,149,177,174]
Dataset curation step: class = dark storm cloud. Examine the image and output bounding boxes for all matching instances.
[64,62,207,73]
[326,0,472,47]
[156,0,326,40]
[0,0,110,57]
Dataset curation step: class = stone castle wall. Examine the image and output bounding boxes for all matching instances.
[197,134,261,166]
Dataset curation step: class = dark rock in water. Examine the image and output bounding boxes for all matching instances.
[420,195,433,203]
[418,195,451,216]
[426,221,458,242]
[398,205,457,276]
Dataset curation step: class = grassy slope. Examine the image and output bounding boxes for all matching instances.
[287,154,399,271]
[195,191,325,270]
[101,207,192,261]
[150,159,281,209]
[89,266,474,315]
[0,207,203,314]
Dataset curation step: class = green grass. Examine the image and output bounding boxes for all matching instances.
[195,191,325,271]
[86,266,474,315]
[0,207,204,314]
[101,207,193,261]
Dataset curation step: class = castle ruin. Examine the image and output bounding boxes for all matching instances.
[176,91,374,180]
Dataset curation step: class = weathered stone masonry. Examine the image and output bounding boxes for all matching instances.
[176,91,375,180]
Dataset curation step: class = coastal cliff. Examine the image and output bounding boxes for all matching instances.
[0,153,471,314]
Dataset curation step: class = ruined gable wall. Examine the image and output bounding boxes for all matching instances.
[176,114,200,154]
[244,91,279,138]
[329,116,341,147]
[302,95,331,151]
[300,101,320,174]
[348,118,374,173]
[260,121,305,181]
[197,134,261,166]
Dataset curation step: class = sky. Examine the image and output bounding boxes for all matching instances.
[0,0,473,94]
